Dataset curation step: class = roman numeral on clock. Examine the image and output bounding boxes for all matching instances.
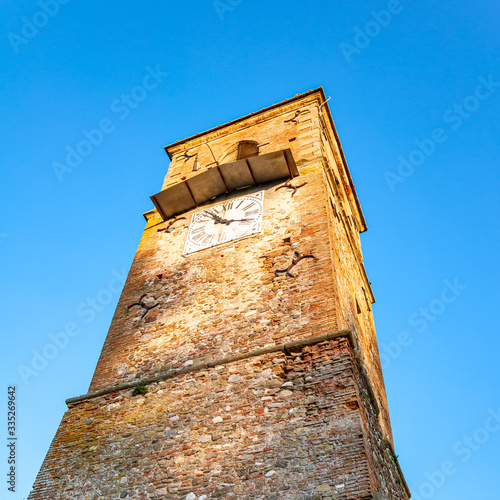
[184,191,263,255]
[242,199,259,211]
[191,226,205,236]
[199,233,215,247]
[244,208,260,217]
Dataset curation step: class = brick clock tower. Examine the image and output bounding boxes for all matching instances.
[29,88,410,499]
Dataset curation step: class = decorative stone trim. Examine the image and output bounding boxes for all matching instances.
[66,328,357,405]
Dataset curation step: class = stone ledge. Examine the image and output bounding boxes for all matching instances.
[66,329,356,405]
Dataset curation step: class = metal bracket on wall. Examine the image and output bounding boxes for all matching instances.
[177,150,197,163]
[157,215,186,233]
[275,251,318,278]
[284,110,303,123]
[127,294,159,319]
[275,178,307,197]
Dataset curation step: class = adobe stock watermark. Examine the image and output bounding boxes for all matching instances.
[51,65,167,182]
[17,268,126,385]
[340,0,411,63]
[8,0,72,55]
[379,278,467,369]
[213,0,243,21]
[385,74,499,192]
[412,406,500,500]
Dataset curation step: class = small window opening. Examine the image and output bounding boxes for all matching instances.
[237,141,259,160]
[362,287,371,311]
[329,198,338,219]
[356,298,362,315]
[192,155,200,171]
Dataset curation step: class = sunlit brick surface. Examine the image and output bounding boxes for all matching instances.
[29,89,409,499]
[29,340,407,499]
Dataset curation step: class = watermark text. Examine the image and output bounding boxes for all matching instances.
[385,74,499,192]
[6,386,16,493]
[17,268,126,384]
[52,65,167,182]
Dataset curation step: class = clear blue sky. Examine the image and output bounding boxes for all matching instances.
[1,1,499,498]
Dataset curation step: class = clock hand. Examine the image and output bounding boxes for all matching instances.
[204,210,224,222]
[205,208,254,225]
[213,218,231,225]
[213,214,230,224]
[214,217,253,225]
[203,210,233,226]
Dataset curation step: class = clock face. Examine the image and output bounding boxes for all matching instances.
[183,191,264,255]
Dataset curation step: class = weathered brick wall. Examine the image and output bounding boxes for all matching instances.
[327,206,393,442]
[88,166,337,392]
[29,90,409,499]
[88,94,337,394]
[318,116,393,441]
[85,92,392,440]
[28,339,407,500]
[161,100,321,189]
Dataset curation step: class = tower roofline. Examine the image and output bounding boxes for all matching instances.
[164,87,367,232]
[164,88,327,158]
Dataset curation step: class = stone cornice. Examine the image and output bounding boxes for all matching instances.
[66,328,356,405]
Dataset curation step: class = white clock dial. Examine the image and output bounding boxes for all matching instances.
[183,191,264,255]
